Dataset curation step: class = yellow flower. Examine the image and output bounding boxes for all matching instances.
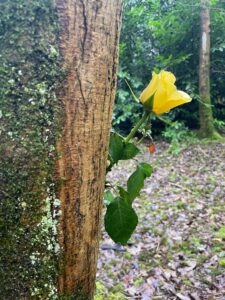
[139,70,192,115]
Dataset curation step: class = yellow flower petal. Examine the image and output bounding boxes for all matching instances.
[160,71,177,97]
[139,70,192,115]
[160,70,176,85]
[168,90,192,102]
[152,81,168,112]
[153,90,192,115]
[140,72,158,103]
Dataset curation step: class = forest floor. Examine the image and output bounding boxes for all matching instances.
[95,140,225,300]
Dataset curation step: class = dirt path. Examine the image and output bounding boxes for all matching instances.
[96,141,225,300]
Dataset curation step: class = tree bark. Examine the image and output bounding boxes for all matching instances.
[199,0,221,139]
[55,0,122,299]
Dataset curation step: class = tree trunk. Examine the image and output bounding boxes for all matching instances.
[55,0,122,299]
[199,0,221,139]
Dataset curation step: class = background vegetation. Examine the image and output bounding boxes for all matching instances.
[114,0,225,138]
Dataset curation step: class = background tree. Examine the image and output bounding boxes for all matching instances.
[55,0,123,299]
[199,0,221,138]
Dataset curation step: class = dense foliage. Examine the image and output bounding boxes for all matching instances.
[114,0,225,135]
[0,0,62,298]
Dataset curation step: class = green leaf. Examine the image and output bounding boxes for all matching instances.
[118,186,131,204]
[109,133,140,165]
[127,163,153,202]
[121,142,140,160]
[104,197,138,245]
[109,133,124,164]
[104,190,114,204]
[127,168,145,201]
[216,226,225,239]
[139,163,153,177]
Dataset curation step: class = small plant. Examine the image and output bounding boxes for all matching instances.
[162,121,197,154]
[105,71,192,244]
[218,259,225,268]
[216,226,225,239]
[214,118,225,133]
[94,282,127,300]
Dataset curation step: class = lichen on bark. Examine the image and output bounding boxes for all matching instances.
[0,0,63,298]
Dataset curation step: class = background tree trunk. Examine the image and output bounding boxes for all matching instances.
[55,0,122,299]
[199,0,221,139]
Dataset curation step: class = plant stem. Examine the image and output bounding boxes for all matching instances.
[125,111,150,142]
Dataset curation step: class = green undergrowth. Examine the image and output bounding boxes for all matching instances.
[162,121,198,154]
[161,121,224,155]
[95,282,126,300]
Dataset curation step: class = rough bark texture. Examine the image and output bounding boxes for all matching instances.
[199,0,221,139]
[55,0,122,298]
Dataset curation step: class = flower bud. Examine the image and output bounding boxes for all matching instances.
[140,71,192,115]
